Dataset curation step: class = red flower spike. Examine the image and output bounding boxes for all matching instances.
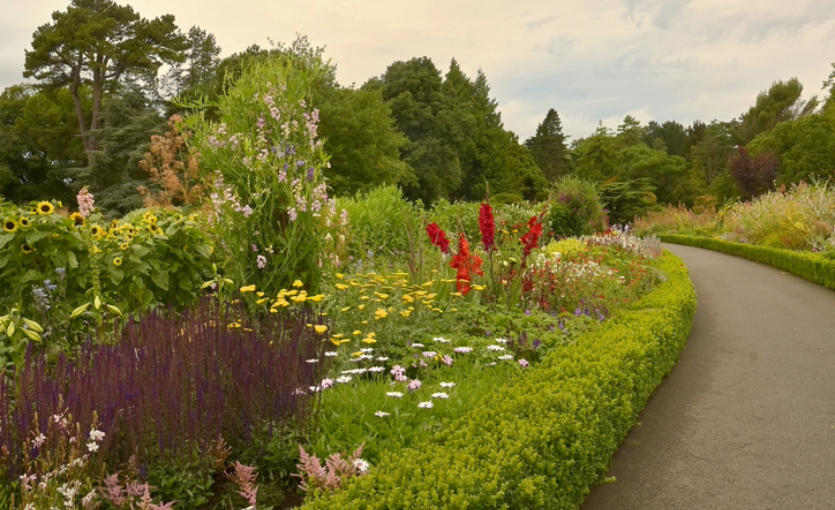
[449,234,483,295]
[478,203,495,253]
[520,216,543,257]
[426,223,450,254]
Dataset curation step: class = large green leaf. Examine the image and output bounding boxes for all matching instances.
[0,233,14,250]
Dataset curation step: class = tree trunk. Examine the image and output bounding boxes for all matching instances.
[69,66,94,166]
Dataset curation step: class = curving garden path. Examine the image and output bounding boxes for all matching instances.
[581,243,835,510]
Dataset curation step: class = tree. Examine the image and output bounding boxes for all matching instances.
[727,147,778,200]
[747,108,835,185]
[160,26,222,100]
[525,108,569,182]
[375,57,463,204]
[644,120,688,158]
[24,0,186,163]
[0,85,80,203]
[690,121,735,186]
[572,123,620,182]
[83,85,168,214]
[317,86,412,196]
[734,78,818,145]
[616,115,645,146]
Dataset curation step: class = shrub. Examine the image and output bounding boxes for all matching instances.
[547,177,606,237]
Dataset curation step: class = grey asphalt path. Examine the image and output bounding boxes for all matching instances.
[581,243,835,510]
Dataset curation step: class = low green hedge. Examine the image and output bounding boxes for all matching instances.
[659,234,835,291]
[301,252,696,510]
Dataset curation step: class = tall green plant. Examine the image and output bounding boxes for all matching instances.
[191,56,343,293]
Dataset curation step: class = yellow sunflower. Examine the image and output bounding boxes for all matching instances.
[120,243,129,251]
[19,217,30,228]
[21,243,34,254]
[3,219,18,233]
[148,223,159,233]
[36,201,54,215]
[90,225,105,238]
[113,257,123,267]
[70,213,85,226]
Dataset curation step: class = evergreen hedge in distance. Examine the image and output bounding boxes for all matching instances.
[659,234,835,291]
[302,252,696,509]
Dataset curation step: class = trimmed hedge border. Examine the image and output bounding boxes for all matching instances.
[301,252,696,510]
[659,234,835,292]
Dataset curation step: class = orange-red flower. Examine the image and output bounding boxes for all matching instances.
[520,216,543,257]
[449,234,483,295]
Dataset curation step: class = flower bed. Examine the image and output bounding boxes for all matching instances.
[300,251,695,509]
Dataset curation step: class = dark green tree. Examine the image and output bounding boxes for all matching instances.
[24,0,186,163]
[644,120,688,158]
[525,108,569,182]
[83,86,168,215]
[747,108,835,185]
[734,78,818,145]
[161,26,222,100]
[0,85,80,203]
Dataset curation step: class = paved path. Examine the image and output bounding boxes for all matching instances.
[581,244,835,510]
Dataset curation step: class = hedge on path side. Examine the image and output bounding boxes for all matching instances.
[659,234,835,292]
[301,251,696,510]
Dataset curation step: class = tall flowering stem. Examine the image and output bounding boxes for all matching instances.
[478,203,495,253]
[520,215,544,259]
[191,55,342,295]
[449,234,483,295]
[425,223,450,254]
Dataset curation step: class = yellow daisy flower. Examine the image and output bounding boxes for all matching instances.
[113,257,123,267]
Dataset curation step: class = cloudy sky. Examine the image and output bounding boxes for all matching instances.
[2,0,835,141]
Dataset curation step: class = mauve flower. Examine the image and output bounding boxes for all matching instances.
[518,359,530,368]
[407,379,422,392]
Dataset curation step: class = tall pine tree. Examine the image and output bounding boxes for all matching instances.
[525,108,568,182]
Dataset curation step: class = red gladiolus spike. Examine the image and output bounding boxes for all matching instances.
[478,203,495,253]
[425,223,450,254]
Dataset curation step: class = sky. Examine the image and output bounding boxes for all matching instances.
[2,0,835,142]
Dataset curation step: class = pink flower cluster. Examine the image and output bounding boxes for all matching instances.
[77,188,95,218]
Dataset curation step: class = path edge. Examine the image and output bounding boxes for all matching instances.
[658,234,835,291]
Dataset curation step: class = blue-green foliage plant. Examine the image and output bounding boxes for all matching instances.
[659,234,835,291]
[300,252,696,509]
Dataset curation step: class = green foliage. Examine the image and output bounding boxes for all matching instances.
[82,86,168,215]
[747,109,835,185]
[733,78,816,145]
[317,86,412,196]
[337,185,423,258]
[598,178,657,225]
[375,57,547,204]
[190,54,341,293]
[659,235,835,291]
[0,85,80,204]
[0,200,215,360]
[24,0,187,160]
[525,108,569,181]
[301,252,696,509]
[547,177,605,237]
